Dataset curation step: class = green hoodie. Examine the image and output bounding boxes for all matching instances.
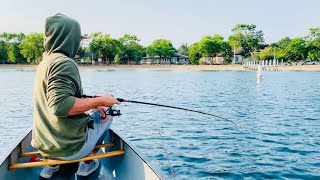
[31,14,89,157]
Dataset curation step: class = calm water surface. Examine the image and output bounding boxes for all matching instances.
[0,68,319,179]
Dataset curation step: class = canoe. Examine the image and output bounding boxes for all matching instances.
[0,128,169,180]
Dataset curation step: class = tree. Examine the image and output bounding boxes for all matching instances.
[285,37,307,61]
[146,39,176,60]
[306,27,320,61]
[198,35,223,57]
[188,43,201,64]
[118,34,145,64]
[0,41,7,60]
[259,47,274,60]
[270,37,292,61]
[178,43,189,55]
[89,33,121,64]
[77,46,86,60]
[227,33,242,50]
[221,41,233,63]
[0,33,26,63]
[19,33,44,64]
[229,24,264,57]
[197,34,232,64]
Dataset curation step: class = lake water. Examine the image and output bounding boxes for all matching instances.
[0,68,319,179]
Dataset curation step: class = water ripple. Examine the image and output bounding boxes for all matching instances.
[1,70,320,179]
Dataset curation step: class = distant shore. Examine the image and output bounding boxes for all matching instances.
[1,64,320,71]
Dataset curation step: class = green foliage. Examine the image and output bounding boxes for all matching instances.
[0,33,26,63]
[0,41,8,60]
[146,39,176,60]
[269,37,292,60]
[199,58,205,65]
[85,56,91,64]
[220,41,233,63]
[89,32,120,64]
[229,24,264,57]
[7,43,26,63]
[114,54,120,64]
[306,27,320,61]
[118,34,145,64]
[188,43,201,64]
[77,46,86,60]
[198,34,224,57]
[228,33,242,49]
[286,37,307,61]
[197,34,232,63]
[178,43,189,55]
[19,33,44,64]
[259,47,274,60]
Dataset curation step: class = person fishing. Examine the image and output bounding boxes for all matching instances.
[31,13,120,179]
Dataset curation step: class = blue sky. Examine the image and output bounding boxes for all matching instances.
[1,0,319,47]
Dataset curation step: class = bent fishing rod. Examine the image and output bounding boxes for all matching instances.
[80,95,237,126]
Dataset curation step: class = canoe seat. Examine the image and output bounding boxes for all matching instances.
[9,143,125,170]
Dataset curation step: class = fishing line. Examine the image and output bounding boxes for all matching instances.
[158,128,176,180]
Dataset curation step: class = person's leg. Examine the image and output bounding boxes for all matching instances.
[75,110,113,176]
[60,110,113,160]
[41,110,113,178]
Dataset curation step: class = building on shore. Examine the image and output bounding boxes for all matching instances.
[232,48,244,64]
[199,56,227,65]
[140,53,189,65]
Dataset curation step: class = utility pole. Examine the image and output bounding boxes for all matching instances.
[234,44,236,64]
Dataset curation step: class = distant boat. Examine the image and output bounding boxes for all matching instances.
[0,128,168,180]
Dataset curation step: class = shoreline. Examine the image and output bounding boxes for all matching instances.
[1,64,320,71]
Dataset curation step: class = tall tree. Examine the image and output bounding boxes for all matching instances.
[119,34,144,64]
[0,33,26,63]
[198,34,224,57]
[89,33,120,64]
[229,24,264,57]
[188,43,201,65]
[146,39,176,60]
[221,41,233,63]
[286,37,307,61]
[19,33,44,64]
[270,37,292,60]
[0,41,7,61]
[178,43,189,55]
[306,27,320,61]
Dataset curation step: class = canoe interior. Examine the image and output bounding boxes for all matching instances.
[0,128,168,180]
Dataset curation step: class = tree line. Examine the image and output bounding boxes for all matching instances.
[1,24,320,65]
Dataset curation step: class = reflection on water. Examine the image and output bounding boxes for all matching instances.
[0,69,319,179]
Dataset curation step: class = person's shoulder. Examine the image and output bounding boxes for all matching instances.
[48,55,79,73]
[52,55,78,69]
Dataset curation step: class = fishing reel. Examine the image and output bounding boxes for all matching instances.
[105,106,121,116]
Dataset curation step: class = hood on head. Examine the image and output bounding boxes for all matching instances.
[44,13,81,58]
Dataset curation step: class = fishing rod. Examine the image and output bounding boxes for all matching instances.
[80,95,237,126]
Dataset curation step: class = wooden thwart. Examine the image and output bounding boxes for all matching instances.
[9,150,125,170]
[20,143,114,157]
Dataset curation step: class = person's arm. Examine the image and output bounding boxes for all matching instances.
[46,60,120,117]
[68,94,120,116]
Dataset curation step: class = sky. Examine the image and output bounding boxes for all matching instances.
[1,0,320,47]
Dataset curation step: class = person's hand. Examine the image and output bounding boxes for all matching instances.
[99,93,121,107]
[97,106,111,123]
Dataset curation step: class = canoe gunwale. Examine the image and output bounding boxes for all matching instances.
[0,127,32,166]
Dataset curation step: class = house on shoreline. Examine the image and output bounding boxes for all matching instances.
[140,53,189,65]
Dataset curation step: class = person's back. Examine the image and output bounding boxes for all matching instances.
[32,14,88,158]
[32,13,120,179]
